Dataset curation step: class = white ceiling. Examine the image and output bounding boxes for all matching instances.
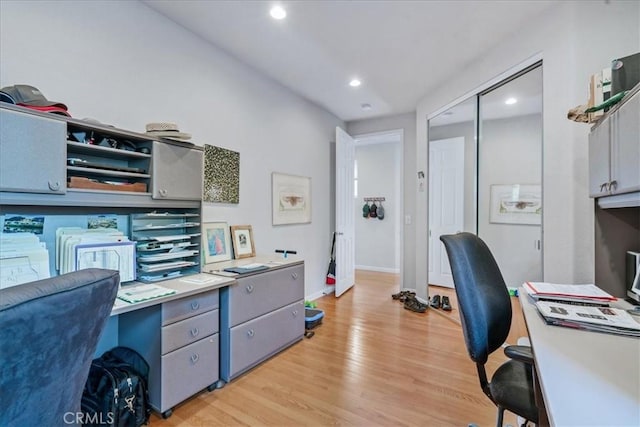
[143,0,556,122]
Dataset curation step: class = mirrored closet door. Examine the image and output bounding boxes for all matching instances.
[477,64,543,287]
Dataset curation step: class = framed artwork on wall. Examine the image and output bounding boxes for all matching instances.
[230,225,256,259]
[272,172,311,225]
[489,184,542,225]
[203,221,232,264]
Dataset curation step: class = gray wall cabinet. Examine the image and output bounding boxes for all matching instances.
[589,87,640,198]
[0,108,67,194]
[152,141,203,201]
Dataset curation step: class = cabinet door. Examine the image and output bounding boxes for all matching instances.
[0,109,66,194]
[588,116,611,197]
[611,91,640,195]
[151,141,203,200]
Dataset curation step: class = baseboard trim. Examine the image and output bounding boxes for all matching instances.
[355,265,399,274]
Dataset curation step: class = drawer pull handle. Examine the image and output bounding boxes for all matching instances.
[292,310,298,316]
[247,329,255,338]
[190,328,199,337]
[48,181,60,191]
[159,189,168,197]
[190,353,199,364]
[609,180,617,191]
[246,284,254,293]
[291,273,298,280]
[191,301,200,310]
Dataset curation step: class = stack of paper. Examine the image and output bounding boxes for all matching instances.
[523,282,616,306]
[535,300,640,337]
[0,232,50,289]
[117,284,176,303]
[56,227,135,282]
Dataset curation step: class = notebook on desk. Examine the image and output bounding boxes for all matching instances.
[223,263,269,274]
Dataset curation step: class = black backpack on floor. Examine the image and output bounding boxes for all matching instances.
[81,346,151,427]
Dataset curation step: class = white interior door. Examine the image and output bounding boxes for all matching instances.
[335,127,356,297]
[429,137,465,288]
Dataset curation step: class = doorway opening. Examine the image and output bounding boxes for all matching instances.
[352,129,404,291]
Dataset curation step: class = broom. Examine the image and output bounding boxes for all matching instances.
[326,232,336,285]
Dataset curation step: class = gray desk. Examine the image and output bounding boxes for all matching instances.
[519,289,640,427]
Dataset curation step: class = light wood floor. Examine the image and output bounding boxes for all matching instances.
[150,270,528,426]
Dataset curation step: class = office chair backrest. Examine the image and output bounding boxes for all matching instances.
[439,233,512,365]
[0,269,119,427]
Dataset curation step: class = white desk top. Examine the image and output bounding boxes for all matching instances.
[519,289,640,427]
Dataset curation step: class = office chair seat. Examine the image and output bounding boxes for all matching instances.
[490,359,537,422]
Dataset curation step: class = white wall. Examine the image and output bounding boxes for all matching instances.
[0,0,344,299]
[354,143,400,273]
[416,1,640,294]
[347,113,416,288]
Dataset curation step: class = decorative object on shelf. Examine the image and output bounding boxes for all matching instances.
[489,184,542,225]
[230,225,255,259]
[145,122,192,141]
[272,172,311,225]
[203,221,232,264]
[203,145,240,204]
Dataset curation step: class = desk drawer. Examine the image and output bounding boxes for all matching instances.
[227,300,304,380]
[160,334,219,411]
[161,309,219,355]
[227,265,304,326]
[162,289,219,326]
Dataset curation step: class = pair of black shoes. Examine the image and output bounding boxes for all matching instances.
[430,295,452,311]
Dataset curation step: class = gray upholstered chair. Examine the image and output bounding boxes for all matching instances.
[440,233,538,427]
[0,269,119,427]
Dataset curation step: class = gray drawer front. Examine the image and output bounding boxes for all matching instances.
[228,300,304,379]
[228,265,304,326]
[162,290,219,326]
[161,309,219,354]
[160,334,219,411]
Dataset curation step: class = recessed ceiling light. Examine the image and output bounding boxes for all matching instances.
[505,97,517,105]
[270,5,287,20]
[349,79,361,87]
[361,103,372,111]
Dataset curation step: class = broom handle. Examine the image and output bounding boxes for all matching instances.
[330,232,336,257]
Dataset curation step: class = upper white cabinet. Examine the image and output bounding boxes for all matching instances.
[152,141,203,201]
[589,87,640,198]
[0,108,67,194]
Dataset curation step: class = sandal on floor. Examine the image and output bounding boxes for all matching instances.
[441,296,452,311]
[430,295,441,309]
[403,296,427,313]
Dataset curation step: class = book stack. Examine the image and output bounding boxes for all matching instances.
[523,282,640,337]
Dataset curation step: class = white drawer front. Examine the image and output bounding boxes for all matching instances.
[161,309,219,354]
[160,334,219,411]
[162,289,219,326]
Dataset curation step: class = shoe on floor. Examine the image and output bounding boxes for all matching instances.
[430,295,441,309]
[441,296,452,311]
[403,295,427,313]
[392,290,416,301]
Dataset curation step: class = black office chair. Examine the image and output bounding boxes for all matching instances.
[439,232,538,427]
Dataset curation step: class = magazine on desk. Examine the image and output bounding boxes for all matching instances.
[523,281,616,305]
[535,301,640,337]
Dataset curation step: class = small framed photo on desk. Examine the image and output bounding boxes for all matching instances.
[230,225,255,259]
[203,222,232,264]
